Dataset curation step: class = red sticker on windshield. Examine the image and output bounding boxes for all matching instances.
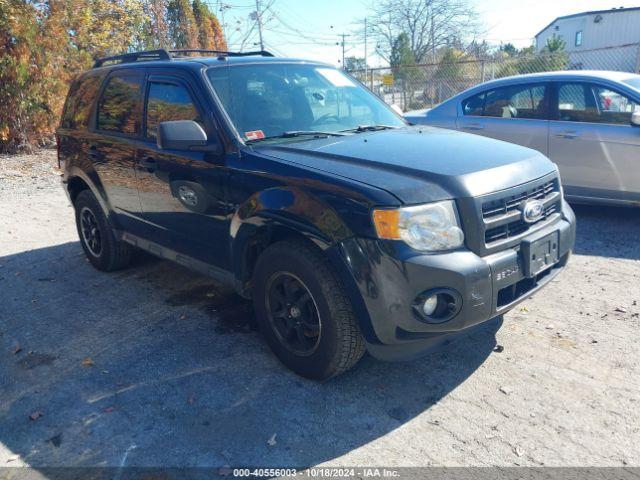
[245,130,265,140]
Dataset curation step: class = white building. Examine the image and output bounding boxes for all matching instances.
[535,7,640,73]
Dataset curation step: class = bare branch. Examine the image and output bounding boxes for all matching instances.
[367,0,479,64]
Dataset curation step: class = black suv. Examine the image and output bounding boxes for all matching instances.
[57,49,576,379]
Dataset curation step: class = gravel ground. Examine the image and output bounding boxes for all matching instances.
[1,150,639,471]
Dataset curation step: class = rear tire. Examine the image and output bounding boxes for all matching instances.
[74,190,132,272]
[253,240,366,380]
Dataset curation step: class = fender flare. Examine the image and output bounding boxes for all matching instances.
[229,187,379,342]
[229,186,353,282]
[65,165,117,226]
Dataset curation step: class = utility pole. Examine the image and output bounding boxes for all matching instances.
[218,2,231,36]
[364,18,368,78]
[254,0,265,50]
[338,33,350,69]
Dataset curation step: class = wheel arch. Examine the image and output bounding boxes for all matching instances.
[229,186,354,295]
[65,166,114,220]
[229,188,378,343]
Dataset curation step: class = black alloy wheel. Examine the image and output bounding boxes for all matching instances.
[79,206,103,257]
[265,272,322,356]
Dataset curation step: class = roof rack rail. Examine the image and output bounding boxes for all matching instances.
[93,48,274,68]
[93,49,171,68]
[169,49,275,58]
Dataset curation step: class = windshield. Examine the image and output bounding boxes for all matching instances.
[622,76,640,92]
[206,63,405,142]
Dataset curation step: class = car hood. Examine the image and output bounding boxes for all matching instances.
[254,126,557,204]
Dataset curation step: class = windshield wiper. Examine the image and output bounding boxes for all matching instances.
[282,130,348,138]
[340,124,399,133]
[246,130,347,143]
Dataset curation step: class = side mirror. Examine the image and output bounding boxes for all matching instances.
[631,109,640,127]
[157,120,209,150]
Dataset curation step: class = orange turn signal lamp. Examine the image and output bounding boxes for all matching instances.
[372,209,401,239]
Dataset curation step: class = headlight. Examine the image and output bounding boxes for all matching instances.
[372,200,465,252]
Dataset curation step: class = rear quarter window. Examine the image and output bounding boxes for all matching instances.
[97,74,143,135]
[462,92,485,116]
[61,74,104,129]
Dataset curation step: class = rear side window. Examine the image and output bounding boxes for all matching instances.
[462,92,485,116]
[61,75,103,129]
[482,84,547,119]
[558,82,639,125]
[97,74,142,135]
[146,82,202,139]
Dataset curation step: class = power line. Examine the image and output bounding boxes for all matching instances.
[209,0,361,64]
[271,12,339,41]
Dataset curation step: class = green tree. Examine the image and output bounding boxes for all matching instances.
[500,43,518,56]
[431,47,466,103]
[544,34,566,53]
[389,33,420,109]
[496,38,568,79]
[530,35,568,73]
[390,33,415,80]
[344,57,367,72]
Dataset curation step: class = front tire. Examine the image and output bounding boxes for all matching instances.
[74,190,132,272]
[253,240,366,380]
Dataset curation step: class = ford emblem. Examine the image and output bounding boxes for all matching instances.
[522,200,545,223]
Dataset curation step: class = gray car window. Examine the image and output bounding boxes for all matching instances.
[462,92,485,116]
[463,84,547,119]
[557,82,638,125]
[593,85,638,125]
[482,84,547,119]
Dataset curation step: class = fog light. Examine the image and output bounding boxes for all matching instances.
[422,295,438,316]
[413,288,463,324]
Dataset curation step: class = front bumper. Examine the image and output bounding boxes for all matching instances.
[334,200,576,361]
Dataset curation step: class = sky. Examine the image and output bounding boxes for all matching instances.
[209,0,640,66]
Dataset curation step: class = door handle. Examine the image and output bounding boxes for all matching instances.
[139,157,157,172]
[555,131,579,139]
[462,123,484,131]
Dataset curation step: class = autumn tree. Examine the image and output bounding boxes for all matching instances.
[167,0,199,49]
[0,0,45,151]
[192,0,227,50]
[140,0,171,49]
[0,0,226,153]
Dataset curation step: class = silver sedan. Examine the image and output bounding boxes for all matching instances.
[405,71,640,207]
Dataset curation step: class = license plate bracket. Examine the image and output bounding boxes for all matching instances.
[522,231,559,278]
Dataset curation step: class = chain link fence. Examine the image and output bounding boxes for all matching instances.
[349,43,640,112]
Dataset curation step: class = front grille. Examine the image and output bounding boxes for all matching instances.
[481,178,560,246]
